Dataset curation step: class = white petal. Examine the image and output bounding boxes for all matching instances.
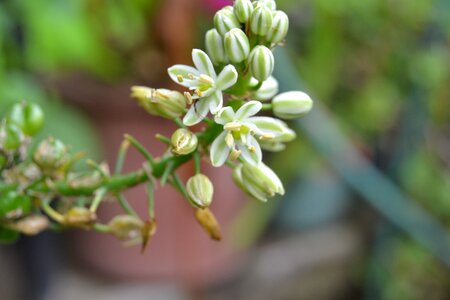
[207,91,223,115]
[216,65,238,90]
[245,116,286,136]
[214,106,236,125]
[210,131,232,167]
[235,100,262,121]
[168,64,200,88]
[237,135,262,165]
[192,49,217,79]
[183,99,210,126]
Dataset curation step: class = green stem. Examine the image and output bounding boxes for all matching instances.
[147,181,155,219]
[125,134,154,165]
[42,200,64,223]
[261,103,272,111]
[116,193,138,217]
[155,134,171,145]
[93,223,110,233]
[89,188,108,213]
[115,140,130,175]
[194,151,201,174]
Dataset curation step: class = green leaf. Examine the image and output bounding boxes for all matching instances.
[0,226,19,244]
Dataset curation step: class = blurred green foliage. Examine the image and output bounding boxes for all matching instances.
[274,0,450,298]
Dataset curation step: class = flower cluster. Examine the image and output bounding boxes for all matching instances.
[0,0,314,246]
[133,0,313,202]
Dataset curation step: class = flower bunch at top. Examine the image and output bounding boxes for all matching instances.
[132,0,314,203]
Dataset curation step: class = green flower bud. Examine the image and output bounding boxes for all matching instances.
[240,162,284,202]
[234,0,253,23]
[0,191,32,217]
[186,173,214,208]
[254,0,277,11]
[205,29,227,65]
[272,91,313,119]
[248,46,274,81]
[0,122,23,151]
[12,215,49,235]
[33,137,70,171]
[266,11,289,44]
[250,5,273,36]
[214,7,240,36]
[224,28,250,63]
[131,87,186,120]
[64,207,96,226]
[171,128,198,156]
[108,215,144,242]
[251,76,279,101]
[8,102,45,136]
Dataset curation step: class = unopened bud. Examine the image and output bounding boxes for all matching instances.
[224,28,250,63]
[8,102,45,136]
[234,0,253,23]
[249,46,274,81]
[250,5,273,36]
[205,29,227,65]
[266,11,289,44]
[214,7,240,36]
[195,208,222,241]
[240,162,284,202]
[13,215,49,235]
[171,128,198,155]
[64,207,96,226]
[33,137,70,171]
[255,0,277,11]
[108,215,144,242]
[251,76,279,101]
[0,122,23,152]
[131,87,186,120]
[272,91,313,119]
[186,174,214,208]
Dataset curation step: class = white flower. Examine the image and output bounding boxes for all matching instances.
[210,100,288,167]
[168,49,238,126]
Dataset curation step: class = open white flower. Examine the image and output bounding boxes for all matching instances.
[168,49,238,126]
[210,100,289,167]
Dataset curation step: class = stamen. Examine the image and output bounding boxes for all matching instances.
[225,133,234,148]
[184,92,193,105]
[187,73,195,80]
[199,74,215,85]
[259,133,275,140]
[224,122,241,131]
[195,89,203,97]
[177,75,184,83]
[229,149,241,161]
[248,145,256,153]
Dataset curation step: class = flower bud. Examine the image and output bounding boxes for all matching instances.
[240,162,284,202]
[64,207,96,226]
[33,137,70,171]
[214,7,240,36]
[251,76,279,101]
[224,28,250,63]
[131,87,186,120]
[8,102,45,136]
[250,5,273,36]
[234,0,253,23]
[248,46,274,81]
[272,91,313,119]
[12,215,49,235]
[205,29,227,65]
[259,126,296,151]
[254,0,277,11]
[186,174,214,208]
[108,215,144,242]
[195,208,221,241]
[0,122,23,151]
[171,128,198,155]
[266,11,289,44]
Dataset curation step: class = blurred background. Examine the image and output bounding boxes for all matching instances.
[0,0,450,299]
